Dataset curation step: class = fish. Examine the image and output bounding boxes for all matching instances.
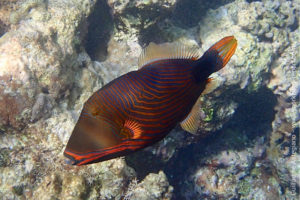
[64,36,237,165]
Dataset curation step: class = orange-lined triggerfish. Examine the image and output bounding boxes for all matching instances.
[64,36,237,165]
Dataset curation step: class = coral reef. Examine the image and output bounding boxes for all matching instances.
[0,0,299,199]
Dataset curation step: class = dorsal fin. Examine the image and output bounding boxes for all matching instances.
[138,42,200,69]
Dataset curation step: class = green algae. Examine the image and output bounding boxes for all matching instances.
[10,0,46,25]
[237,178,252,197]
[203,108,214,122]
[268,176,279,186]
[12,185,24,196]
[247,79,262,92]
[250,167,261,178]
[0,149,10,167]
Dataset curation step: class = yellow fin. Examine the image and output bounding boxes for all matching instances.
[181,77,219,134]
[138,42,200,69]
[180,97,202,134]
[202,77,219,95]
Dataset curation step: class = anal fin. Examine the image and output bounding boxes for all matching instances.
[180,97,202,134]
[181,77,219,134]
[202,77,219,95]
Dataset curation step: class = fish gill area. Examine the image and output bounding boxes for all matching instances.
[0,0,299,199]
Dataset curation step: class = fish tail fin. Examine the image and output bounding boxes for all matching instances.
[207,36,238,70]
[192,36,237,82]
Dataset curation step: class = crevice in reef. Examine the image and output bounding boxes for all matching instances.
[246,0,262,3]
[257,34,274,43]
[126,148,165,180]
[0,20,8,37]
[84,0,113,61]
[224,87,277,141]
[288,13,299,32]
[171,0,234,28]
[113,4,173,46]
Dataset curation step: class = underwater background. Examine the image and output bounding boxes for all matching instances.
[0,0,299,199]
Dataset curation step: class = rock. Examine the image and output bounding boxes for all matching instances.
[179,136,268,199]
[108,0,177,44]
[0,0,19,36]
[96,38,141,84]
[94,159,136,199]
[30,158,136,200]
[31,93,54,122]
[0,33,35,131]
[124,171,173,200]
[0,0,98,131]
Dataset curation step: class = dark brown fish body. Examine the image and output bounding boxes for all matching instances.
[64,36,237,165]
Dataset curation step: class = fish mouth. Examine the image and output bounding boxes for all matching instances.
[63,149,104,166]
[64,158,76,165]
[63,150,82,165]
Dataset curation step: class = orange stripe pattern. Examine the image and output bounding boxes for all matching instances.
[64,59,206,165]
[64,36,237,165]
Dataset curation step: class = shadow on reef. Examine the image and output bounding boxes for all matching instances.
[245,0,262,3]
[84,0,113,61]
[126,86,278,199]
[171,0,234,28]
[0,21,7,37]
[221,86,277,144]
[114,3,173,46]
